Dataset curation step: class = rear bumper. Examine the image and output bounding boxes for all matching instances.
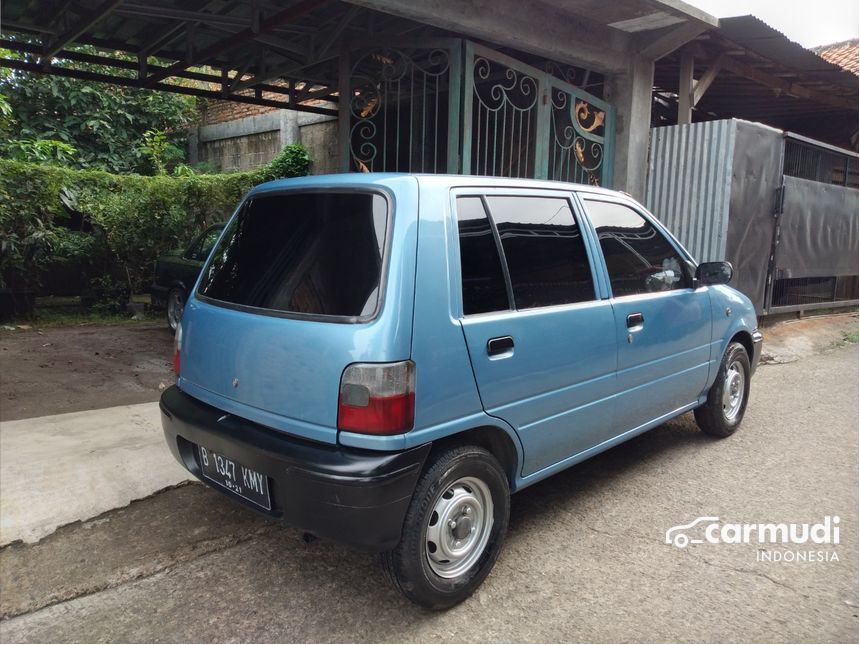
[159,385,430,551]
[751,329,764,375]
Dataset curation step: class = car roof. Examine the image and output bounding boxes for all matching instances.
[248,173,624,200]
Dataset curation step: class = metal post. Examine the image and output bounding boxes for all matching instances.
[446,40,463,174]
[460,41,475,175]
[678,49,694,125]
[338,47,351,172]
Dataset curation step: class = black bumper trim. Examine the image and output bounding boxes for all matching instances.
[159,385,431,551]
[751,329,764,375]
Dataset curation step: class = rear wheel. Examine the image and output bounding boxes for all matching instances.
[695,341,751,437]
[382,445,509,609]
[166,287,186,332]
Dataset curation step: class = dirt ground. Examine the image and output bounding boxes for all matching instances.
[0,311,856,422]
[0,324,174,422]
[759,310,858,364]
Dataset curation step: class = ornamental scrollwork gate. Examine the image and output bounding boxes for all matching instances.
[462,42,614,186]
[342,40,615,186]
[343,40,462,174]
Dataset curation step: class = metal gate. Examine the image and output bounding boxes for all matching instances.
[341,40,615,185]
[341,39,462,173]
[462,42,614,184]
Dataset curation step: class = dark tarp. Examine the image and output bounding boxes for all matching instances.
[776,176,859,279]
[724,121,784,313]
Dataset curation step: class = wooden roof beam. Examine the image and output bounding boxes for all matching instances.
[692,53,724,105]
[0,55,338,116]
[636,21,709,60]
[42,0,123,59]
[232,5,359,92]
[144,0,328,87]
[718,55,857,111]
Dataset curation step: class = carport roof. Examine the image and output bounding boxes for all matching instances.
[1,0,716,114]
[653,15,859,147]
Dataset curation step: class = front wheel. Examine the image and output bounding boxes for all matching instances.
[695,341,751,437]
[382,445,510,609]
[166,287,186,332]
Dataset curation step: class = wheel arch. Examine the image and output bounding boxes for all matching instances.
[430,425,521,488]
[169,279,188,292]
[729,329,754,361]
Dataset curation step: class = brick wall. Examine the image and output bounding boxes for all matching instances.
[199,99,279,126]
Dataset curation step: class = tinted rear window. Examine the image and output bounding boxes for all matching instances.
[198,192,387,318]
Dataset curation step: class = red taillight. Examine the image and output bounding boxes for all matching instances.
[338,361,415,435]
[173,322,182,376]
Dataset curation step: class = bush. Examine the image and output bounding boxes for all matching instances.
[0,144,310,295]
[81,275,130,314]
[257,144,311,182]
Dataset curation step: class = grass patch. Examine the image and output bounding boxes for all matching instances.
[2,295,162,330]
[826,329,859,349]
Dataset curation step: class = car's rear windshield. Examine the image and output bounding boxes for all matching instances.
[198,191,388,319]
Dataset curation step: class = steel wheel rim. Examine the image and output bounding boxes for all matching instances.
[168,291,184,330]
[722,360,745,421]
[425,476,494,579]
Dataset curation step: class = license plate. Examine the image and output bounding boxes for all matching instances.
[198,445,271,510]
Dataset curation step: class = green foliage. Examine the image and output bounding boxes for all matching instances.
[257,144,311,182]
[0,45,196,174]
[137,129,185,175]
[171,163,197,177]
[0,93,14,141]
[2,139,77,166]
[81,275,130,314]
[0,145,310,295]
[0,216,57,290]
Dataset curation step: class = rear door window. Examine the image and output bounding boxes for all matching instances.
[456,197,511,315]
[198,191,387,319]
[484,195,595,308]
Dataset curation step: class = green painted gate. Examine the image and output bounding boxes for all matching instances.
[341,39,615,186]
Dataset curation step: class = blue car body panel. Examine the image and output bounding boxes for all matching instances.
[175,173,759,494]
[178,174,419,445]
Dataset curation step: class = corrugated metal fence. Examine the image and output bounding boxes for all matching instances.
[645,120,736,262]
[646,118,859,314]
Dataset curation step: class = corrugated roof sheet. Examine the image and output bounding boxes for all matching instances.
[718,16,857,88]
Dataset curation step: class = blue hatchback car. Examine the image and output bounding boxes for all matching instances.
[160,174,762,608]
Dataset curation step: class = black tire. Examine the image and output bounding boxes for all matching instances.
[695,341,751,437]
[381,445,510,609]
[166,286,186,332]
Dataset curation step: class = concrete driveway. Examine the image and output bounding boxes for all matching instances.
[0,326,857,642]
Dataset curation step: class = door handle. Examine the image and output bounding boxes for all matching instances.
[487,336,514,356]
[626,312,645,329]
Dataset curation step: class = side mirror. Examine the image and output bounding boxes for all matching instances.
[696,261,733,285]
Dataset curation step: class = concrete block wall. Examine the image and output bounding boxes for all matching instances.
[189,102,339,174]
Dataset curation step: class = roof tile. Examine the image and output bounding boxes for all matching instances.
[813,39,859,76]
